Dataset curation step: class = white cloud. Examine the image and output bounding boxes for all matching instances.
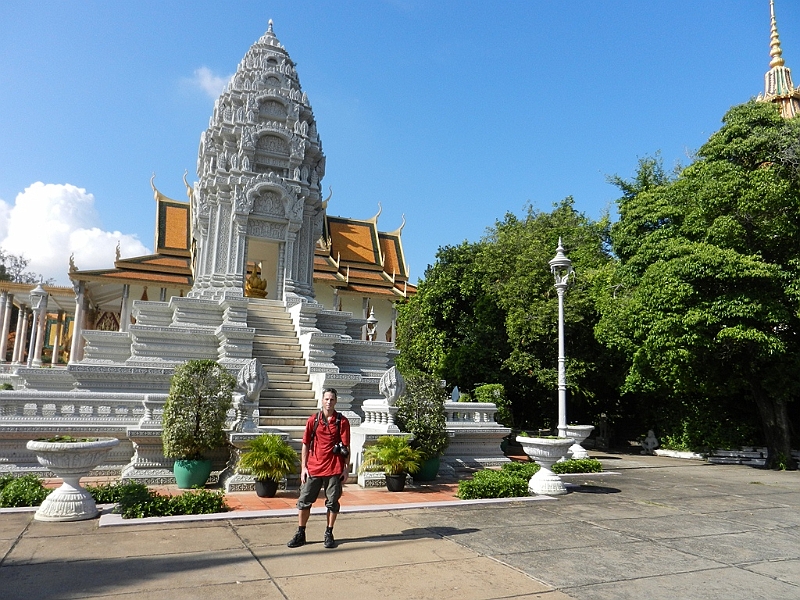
[0,183,150,285]
[190,66,231,99]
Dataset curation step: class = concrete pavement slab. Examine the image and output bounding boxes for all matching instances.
[254,535,477,577]
[744,558,800,587]
[79,580,286,600]
[273,555,556,600]
[536,498,684,521]
[567,565,800,600]
[649,493,789,514]
[430,521,639,556]
[2,548,271,600]
[659,529,800,565]
[589,513,757,539]
[0,512,31,539]
[398,504,573,528]
[497,540,725,588]
[5,521,245,564]
[717,507,800,529]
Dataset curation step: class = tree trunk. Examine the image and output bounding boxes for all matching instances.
[751,384,796,470]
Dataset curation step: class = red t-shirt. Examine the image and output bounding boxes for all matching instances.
[302,411,351,477]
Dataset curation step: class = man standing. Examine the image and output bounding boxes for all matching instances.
[287,388,350,549]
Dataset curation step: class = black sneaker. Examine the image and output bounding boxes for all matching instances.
[287,530,306,548]
[323,530,336,549]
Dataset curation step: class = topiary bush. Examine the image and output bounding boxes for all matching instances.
[162,360,236,460]
[0,474,51,507]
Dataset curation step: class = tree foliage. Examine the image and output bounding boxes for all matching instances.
[396,199,619,429]
[596,102,800,467]
[162,360,235,460]
[0,250,49,284]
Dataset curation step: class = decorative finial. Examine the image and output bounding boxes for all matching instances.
[268,19,274,33]
[68,254,76,273]
[115,241,121,262]
[770,0,785,68]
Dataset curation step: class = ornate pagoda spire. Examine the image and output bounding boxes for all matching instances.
[758,0,800,118]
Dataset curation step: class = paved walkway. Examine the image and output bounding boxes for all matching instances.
[2,452,800,599]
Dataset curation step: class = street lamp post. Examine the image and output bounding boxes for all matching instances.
[27,283,49,368]
[549,238,573,438]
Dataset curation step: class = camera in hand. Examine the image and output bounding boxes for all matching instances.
[332,442,349,457]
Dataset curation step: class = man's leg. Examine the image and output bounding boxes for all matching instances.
[288,476,323,548]
[323,476,343,548]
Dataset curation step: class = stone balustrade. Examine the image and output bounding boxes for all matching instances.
[0,391,150,424]
[444,401,499,424]
[441,401,510,473]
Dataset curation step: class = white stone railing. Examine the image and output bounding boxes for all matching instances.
[0,391,151,424]
[442,401,510,472]
[444,401,499,424]
[359,399,400,432]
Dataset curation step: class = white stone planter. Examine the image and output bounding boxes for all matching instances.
[563,425,594,460]
[516,436,573,496]
[26,437,120,521]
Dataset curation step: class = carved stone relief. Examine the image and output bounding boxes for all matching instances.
[252,192,284,217]
[247,219,286,240]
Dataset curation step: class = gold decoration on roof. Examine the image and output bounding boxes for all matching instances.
[758,0,800,118]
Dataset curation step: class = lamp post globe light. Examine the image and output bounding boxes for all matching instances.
[548,238,573,438]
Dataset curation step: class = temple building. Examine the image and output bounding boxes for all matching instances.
[0,20,414,367]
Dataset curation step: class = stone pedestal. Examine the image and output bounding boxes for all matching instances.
[517,436,573,496]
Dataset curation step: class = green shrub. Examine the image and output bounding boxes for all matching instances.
[551,458,602,474]
[109,482,230,519]
[0,383,14,390]
[162,360,235,460]
[457,469,528,499]
[395,374,449,459]
[457,458,603,500]
[0,474,51,507]
[473,384,513,426]
[500,461,540,479]
[85,481,145,504]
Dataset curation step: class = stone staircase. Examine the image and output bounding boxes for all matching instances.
[246,299,317,449]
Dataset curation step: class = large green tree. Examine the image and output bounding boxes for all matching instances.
[395,241,508,393]
[596,102,800,468]
[397,199,618,428]
[480,198,618,426]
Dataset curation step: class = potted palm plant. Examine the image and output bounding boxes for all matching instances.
[359,435,422,492]
[162,360,236,489]
[395,373,449,482]
[236,433,298,497]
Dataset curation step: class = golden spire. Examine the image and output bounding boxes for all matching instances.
[770,0,785,68]
[758,0,800,118]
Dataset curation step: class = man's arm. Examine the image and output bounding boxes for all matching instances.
[300,442,309,483]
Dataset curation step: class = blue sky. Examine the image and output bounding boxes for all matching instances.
[0,1,796,285]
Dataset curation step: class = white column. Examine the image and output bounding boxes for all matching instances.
[32,305,47,367]
[119,284,131,332]
[69,282,85,365]
[0,292,7,341]
[0,292,11,363]
[159,287,166,302]
[51,310,64,365]
[13,306,28,364]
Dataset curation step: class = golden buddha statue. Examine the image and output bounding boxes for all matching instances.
[245,262,268,298]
